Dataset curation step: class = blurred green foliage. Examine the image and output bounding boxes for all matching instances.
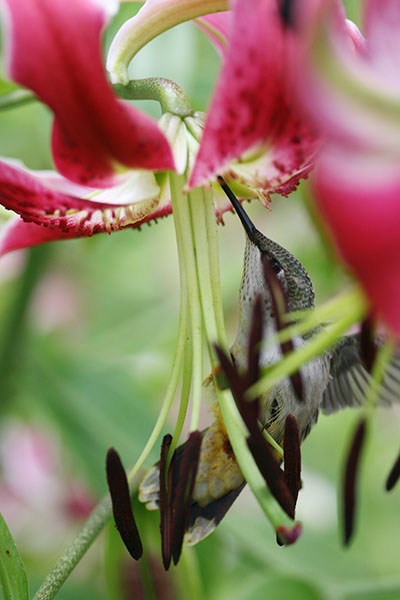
[0,2,399,600]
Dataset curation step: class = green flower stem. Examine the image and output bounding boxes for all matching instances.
[169,327,193,460]
[188,187,219,364]
[261,427,284,458]
[203,187,228,350]
[275,287,367,346]
[170,172,203,432]
[249,297,367,400]
[0,89,37,111]
[33,495,113,600]
[113,77,194,117]
[108,0,228,85]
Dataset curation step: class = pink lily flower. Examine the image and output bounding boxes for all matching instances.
[0,0,175,253]
[2,0,174,186]
[297,0,400,335]
[0,0,320,255]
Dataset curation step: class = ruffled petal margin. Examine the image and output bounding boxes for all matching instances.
[0,159,166,253]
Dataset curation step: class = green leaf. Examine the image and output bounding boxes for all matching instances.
[344,588,400,600]
[0,513,29,600]
[233,574,326,600]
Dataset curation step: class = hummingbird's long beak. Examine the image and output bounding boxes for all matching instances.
[217,176,258,244]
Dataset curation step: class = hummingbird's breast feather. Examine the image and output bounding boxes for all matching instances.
[192,419,244,507]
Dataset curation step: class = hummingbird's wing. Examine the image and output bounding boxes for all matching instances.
[321,334,400,414]
[138,439,246,546]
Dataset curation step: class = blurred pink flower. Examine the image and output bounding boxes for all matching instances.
[297,0,400,335]
[0,420,94,553]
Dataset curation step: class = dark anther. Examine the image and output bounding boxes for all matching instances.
[159,432,202,570]
[360,317,377,373]
[247,431,295,519]
[261,254,304,402]
[343,418,367,546]
[283,414,301,508]
[385,449,400,492]
[215,298,296,520]
[279,0,296,28]
[106,448,143,560]
[171,431,202,565]
[159,434,174,570]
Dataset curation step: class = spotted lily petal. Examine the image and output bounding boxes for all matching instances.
[1,0,174,186]
[190,0,319,192]
[0,159,162,253]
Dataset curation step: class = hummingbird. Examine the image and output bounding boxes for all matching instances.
[139,182,399,545]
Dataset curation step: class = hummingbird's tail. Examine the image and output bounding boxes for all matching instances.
[139,413,245,545]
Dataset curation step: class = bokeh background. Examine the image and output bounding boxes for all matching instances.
[0,2,399,599]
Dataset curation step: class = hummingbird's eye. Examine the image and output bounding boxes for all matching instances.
[268,255,284,276]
